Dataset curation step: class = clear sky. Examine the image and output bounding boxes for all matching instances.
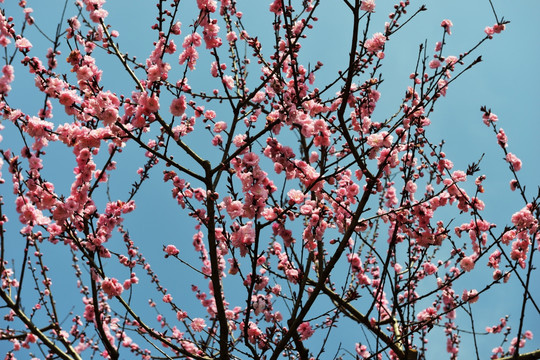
[1,0,539,358]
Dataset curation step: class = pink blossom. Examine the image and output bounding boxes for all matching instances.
[89,8,108,22]
[202,21,221,49]
[226,31,237,42]
[506,153,522,171]
[367,132,392,148]
[213,121,227,133]
[0,64,14,95]
[510,179,518,191]
[437,79,448,96]
[210,61,219,77]
[233,134,246,147]
[0,11,13,46]
[445,55,458,70]
[482,112,498,126]
[58,90,81,107]
[501,230,516,245]
[360,0,375,13]
[190,318,206,332]
[462,289,479,303]
[170,96,187,116]
[197,0,217,12]
[460,256,475,272]
[297,322,314,340]
[223,197,244,218]
[164,245,179,256]
[511,206,537,232]
[170,21,181,35]
[179,46,199,70]
[429,59,441,69]
[15,37,32,51]
[493,24,505,33]
[417,307,439,323]
[182,32,202,48]
[252,91,266,103]
[356,343,370,358]
[405,180,417,195]
[231,222,255,255]
[243,152,259,166]
[163,294,173,303]
[451,170,466,182]
[422,262,437,275]
[485,23,505,38]
[177,310,188,320]
[440,19,453,35]
[496,128,508,148]
[222,75,234,89]
[269,0,283,15]
[244,321,262,343]
[364,32,386,53]
[101,278,123,297]
[140,92,159,113]
[287,189,305,204]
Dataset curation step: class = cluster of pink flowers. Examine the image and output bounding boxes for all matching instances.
[462,289,479,303]
[82,0,109,22]
[505,153,522,172]
[230,221,255,256]
[364,32,386,53]
[269,0,283,15]
[417,307,440,324]
[0,11,14,46]
[0,65,14,96]
[482,111,498,126]
[485,23,506,38]
[146,38,174,85]
[0,1,536,359]
[179,32,202,70]
[102,277,123,297]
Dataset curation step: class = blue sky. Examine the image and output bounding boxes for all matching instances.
[1,0,539,358]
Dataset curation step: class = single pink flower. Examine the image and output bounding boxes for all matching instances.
[440,19,453,35]
[164,245,179,256]
[460,256,475,272]
[509,179,518,191]
[226,31,237,42]
[356,343,370,358]
[213,121,227,132]
[297,322,314,340]
[429,59,441,69]
[360,0,375,13]
[170,96,187,116]
[287,189,305,204]
[15,38,32,51]
[191,318,206,332]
